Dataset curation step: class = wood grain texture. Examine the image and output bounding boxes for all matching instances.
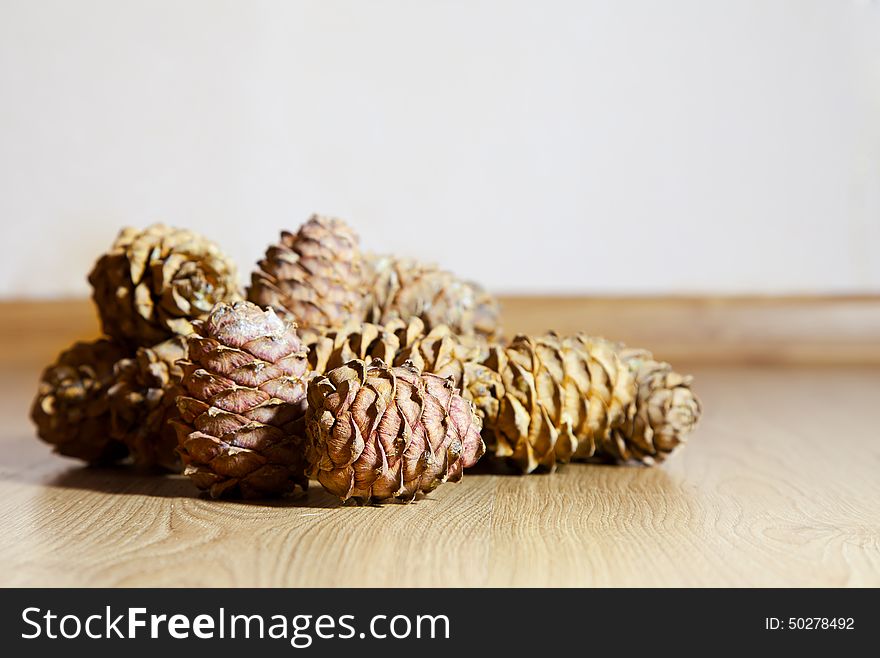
[1,301,879,586]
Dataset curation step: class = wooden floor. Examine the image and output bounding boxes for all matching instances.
[1,299,879,587]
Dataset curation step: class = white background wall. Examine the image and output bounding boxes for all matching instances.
[1,0,878,298]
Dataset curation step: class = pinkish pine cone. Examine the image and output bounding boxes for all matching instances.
[305,359,485,503]
[174,301,310,499]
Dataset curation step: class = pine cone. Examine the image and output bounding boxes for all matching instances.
[305,360,485,503]
[108,336,188,470]
[31,339,130,463]
[89,224,240,347]
[481,334,636,473]
[600,349,702,465]
[174,301,310,499]
[364,255,501,338]
[248,215,367,330]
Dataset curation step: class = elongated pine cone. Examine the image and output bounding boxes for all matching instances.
[305,360,485,502]
[31,339,130,463]
[248,215,367,330]
[601,349,702,465]
[108,336,187,470]
[481,334,636,473]
[174,301,310,499]
[89,224,240,346]
[364,255,501,338]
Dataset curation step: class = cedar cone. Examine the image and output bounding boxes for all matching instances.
[364,255,501,338]
[31,339,130,463]
[305,360,485,503]
[601,348,702,465]
[89,224,240,347]
[247,215,367,330]
[108,336,188,470]
[174,301,311,499]
[481,334,637,473]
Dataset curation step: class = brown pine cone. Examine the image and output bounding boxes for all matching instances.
[305,360,485,503]
[31,339,130,463]
[173,301,311,499]
[364,255,501,338]
[89,224,241,347]
[108,336,188,470]
[600,349,702,465]
[248,215,367,330]
[481,334,636,473]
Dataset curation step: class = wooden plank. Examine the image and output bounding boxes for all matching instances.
[497,295,880,365]
[2,361,878,587]
[2,296,879,366]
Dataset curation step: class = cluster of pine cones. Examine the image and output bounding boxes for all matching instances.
[31,216,701,503]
